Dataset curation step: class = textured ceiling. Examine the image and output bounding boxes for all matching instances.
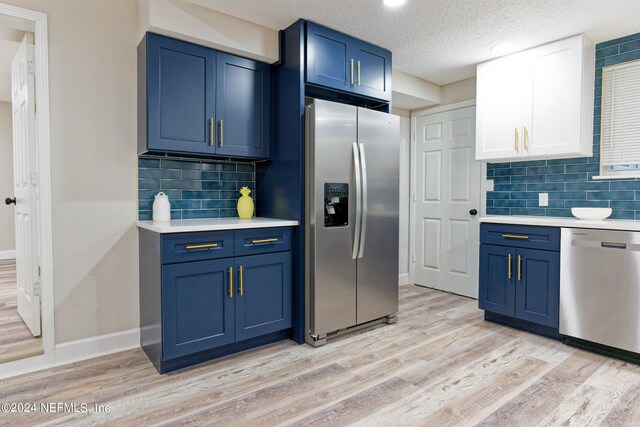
[187,0,640,85]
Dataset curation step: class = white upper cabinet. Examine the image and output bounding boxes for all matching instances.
[476,35,595,162]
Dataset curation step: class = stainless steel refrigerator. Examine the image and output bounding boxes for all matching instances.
[305,98,400,346]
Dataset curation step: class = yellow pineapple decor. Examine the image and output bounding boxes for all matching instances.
[237,186,255,219]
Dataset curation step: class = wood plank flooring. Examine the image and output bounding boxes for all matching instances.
[0,259,42,364]
[1,285,640,426]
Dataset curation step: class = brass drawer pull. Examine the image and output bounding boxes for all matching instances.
[239,265,244,296]
[357,60,361,86]
[209,118,215,146]
[518,255,522,281]
[228,267,233,298]
[350,59,354,85]
[186,243,218,250]
[502,234,529,240]
[524,127,529,152]
[252,238,278,244]
[220,119,224,147]
[508,254,512,279]
[514,128,519,152]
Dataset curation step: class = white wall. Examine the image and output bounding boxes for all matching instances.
[440,77,476,105]
[393,107,411,284]
[0,101,14,253]
[2,0,139,344]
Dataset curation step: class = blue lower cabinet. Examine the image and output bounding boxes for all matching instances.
[235,252,292,341]
[162,259,235,360]
[515,248,560,328]
[479,244,515,317]
[479,223,560,336]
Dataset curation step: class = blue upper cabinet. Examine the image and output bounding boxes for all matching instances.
[353,40,392,101]
[305,21,392,102]
[139,33,271,159]
[216,53,270,159]
[144,34,216,156]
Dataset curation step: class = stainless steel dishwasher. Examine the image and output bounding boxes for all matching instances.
[560,228,640,356]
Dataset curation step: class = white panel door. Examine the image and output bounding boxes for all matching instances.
[523,36,582,157]
[414,106,480,298]
[476,54,523,161]
[11,34,40,337]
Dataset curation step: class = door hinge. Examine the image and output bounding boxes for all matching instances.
[33,282,41,297]
[38,266,41,277]
[412,193,417,203]
[412,131,416,142]
[412,254,416,264]
[27,60,35,75]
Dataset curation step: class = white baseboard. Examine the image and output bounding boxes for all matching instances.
[54,328,140,366]
[0,328,140,380]
[398,273,411,285]
[0,250,16,260]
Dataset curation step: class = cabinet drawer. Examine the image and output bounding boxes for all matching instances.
[162,231,234,264]
[234,227,292,257]
[480,223,560,251]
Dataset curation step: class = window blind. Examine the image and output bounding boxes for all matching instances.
[601,59,640,166]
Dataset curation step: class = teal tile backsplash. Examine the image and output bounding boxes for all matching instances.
[138,155,255,220]
[486,31,640,220]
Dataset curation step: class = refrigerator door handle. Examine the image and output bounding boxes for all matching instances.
[352,142,362,259]
[358,142,368,259]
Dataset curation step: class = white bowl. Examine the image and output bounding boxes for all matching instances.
[571,207,612,220]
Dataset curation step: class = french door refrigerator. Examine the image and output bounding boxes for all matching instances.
[305,98,400,346]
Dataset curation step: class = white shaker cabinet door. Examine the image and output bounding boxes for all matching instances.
[476,54,524,161]
[522,36,591,158]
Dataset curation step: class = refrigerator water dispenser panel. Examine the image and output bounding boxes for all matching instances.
[324,183,348,227]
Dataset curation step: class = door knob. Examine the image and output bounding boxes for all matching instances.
[469,209,478,216]
[5,197,16,205]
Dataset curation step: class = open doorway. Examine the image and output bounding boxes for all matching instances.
[0,20,42,363]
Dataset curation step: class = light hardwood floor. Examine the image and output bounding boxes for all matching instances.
[0,259,42,364]
[1,285,639,426]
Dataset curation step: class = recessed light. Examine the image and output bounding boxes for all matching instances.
[384,0,407,7]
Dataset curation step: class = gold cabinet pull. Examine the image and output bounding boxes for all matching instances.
[502,234,529,240]
[518,255,522,281]
[508,254,512,279]
[514,128,519,152]
[350,59,354,85]
[524,127,529,152]
[185,243,218,250]
[252,238,278,244]
[219,119,224,147]
[228,267,233,298]
[239,265,244,296]
[209,118,215,146]
[357,60,361,86]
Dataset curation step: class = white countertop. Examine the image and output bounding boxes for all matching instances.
[480,215,640,232]
[137,217,299,233]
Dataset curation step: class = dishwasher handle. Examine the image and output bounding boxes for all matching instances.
[601,242,627,250]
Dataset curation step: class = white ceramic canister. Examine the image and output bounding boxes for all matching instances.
[152,192,171,222]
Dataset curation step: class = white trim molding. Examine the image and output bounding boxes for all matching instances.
[0,329,140,380]
[0,250,16,260]
[0,1,55,376]
[398,273,411,286]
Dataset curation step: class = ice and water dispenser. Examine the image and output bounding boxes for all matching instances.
[324,183,348,227]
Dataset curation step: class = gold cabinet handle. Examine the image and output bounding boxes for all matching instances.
[508,254,512,279]
[524,127,529,152]
[228,267,233,298]
[252,238,278,244]
[209,118,215,146]
[219,119,224,147]
[239,265,244,296]
[357,60,361,86]
[185,243,218,250]
[518,255,522,281]
[350,59,354,85]
[502,234,529,240]
[514,128,519,153]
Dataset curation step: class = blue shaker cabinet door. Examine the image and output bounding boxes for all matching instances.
[215,53,270,159]
[147,34,216,155]
[515,248,560,328]
[479,244,516,317]
[306,22,354,93]
[162,259,235,360]
[235,252,292,341]
[353,40,392,102]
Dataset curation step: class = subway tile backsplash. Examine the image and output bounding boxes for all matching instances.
[486,31,640,220]
[138,155,255,220]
